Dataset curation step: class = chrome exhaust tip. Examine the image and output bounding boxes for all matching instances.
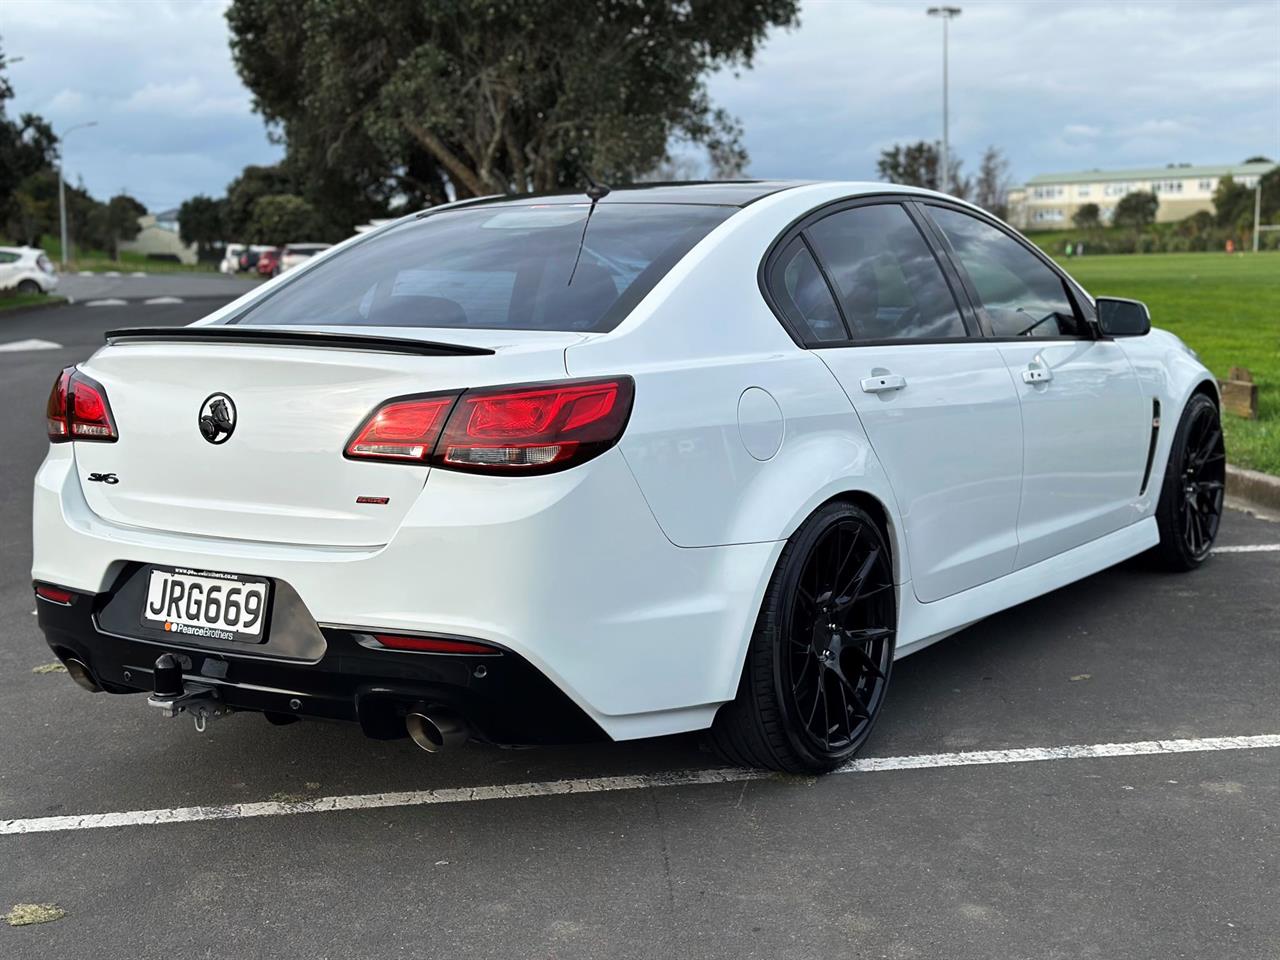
[63,658,102,693]
[405,707,468,753]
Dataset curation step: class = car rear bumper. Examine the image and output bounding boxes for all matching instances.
[32,445,782,740]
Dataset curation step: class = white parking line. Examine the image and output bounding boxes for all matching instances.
[0,338,60,352]
[143,296,184,305]
[2,734,1276,837]
[1213,544,1280,553]
[84,298,127,307]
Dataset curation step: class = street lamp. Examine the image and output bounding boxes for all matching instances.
[926,6,961,194]
[57,121,99,269]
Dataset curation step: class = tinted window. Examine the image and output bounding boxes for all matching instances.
[805,204,966,341]
[768,238,846,343]
[231,204,732,333]
[0,252,19,264]
[929,206,1083,338]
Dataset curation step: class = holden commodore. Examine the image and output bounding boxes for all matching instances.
[32,182,1225,772]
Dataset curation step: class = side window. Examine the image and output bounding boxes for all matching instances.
[767,238,846,343]
[804,203,967,342]
[928,206,1084,338]
[0,252,19,264]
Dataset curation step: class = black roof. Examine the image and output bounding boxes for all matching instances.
[446,180,807,211]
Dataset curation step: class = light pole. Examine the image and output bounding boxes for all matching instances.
[57,121,98,269]
[926,6,961,194]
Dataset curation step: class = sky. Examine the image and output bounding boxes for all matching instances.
[3,0,1278,212]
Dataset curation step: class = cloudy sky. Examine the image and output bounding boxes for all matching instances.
[4,0,1278,212]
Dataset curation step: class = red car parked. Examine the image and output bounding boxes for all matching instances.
[256,248,281,277]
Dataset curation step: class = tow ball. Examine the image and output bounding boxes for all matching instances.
[146,653,231,732]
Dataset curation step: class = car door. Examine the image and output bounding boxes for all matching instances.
[922,204,1150,569]
[774,199,1024,603]
[0,251,19,290]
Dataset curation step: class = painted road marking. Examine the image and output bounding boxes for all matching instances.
[143,296,183,305]
[1213,544,1280,553]
[0,338,61,352]
[84,299,127,307]
[2,734,1277,836]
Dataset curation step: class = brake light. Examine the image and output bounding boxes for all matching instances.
[346,377,633,475]
[344,393,459,462]
[372,634,499,655]
[437,377,633,473]
[46,367,118,443]
[35,584,75,604]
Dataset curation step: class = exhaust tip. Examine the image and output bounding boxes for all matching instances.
[63,658,102,693]
[405,707,468,754]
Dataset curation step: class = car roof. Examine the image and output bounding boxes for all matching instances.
[452,180,812,209]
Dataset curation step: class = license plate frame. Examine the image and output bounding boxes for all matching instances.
[140,565,272,644]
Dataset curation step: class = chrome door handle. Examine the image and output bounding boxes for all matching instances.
[1022,365,1052,384]
[860,374,907,394]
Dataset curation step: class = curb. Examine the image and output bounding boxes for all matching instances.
[0,297,70,317]
[1227,464,1280,517]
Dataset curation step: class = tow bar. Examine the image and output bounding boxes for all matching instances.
[146,653,232,732]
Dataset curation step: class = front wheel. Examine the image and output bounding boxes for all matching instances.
[1153,393,1225,570]
[709,502,896,773]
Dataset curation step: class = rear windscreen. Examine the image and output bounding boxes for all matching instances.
[230,203,734,333]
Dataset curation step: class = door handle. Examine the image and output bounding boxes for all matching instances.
[860,374,907,394]
[1022,364,1052,384]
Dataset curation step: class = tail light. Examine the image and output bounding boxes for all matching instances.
[34,584,76,605]
[46,367,118,443]
[372,633,500,655]
[345,377,633,475]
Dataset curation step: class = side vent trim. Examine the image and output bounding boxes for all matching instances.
[1139,398,1161,496]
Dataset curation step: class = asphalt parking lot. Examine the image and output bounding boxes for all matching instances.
[2,298,1278,960]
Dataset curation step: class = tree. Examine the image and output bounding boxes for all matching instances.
[1113,191,1158,230]
[1212,175,1252,227]
[245,194,321,246]
[1243,155,1273,164]
[1072,203,1101,230]
[226,0,798,202]
[972,146,1010,218]
[91,194,146,258]
[876,141,970,199]
[223,164,294,239]
[179,195,227,260]
[0,42,58,225]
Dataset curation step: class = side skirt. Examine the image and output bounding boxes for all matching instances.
[894,518,1160,659]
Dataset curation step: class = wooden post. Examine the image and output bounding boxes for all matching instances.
[1220,366,1259,420]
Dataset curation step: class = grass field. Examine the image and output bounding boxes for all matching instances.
[1055,252,1280,475]
[31,237,217,274]
[0,292,65,313]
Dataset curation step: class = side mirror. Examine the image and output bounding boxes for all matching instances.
[1095,297,1151,337]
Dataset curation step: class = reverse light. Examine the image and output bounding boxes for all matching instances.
[372,634,500,655]
[345,377,634,475]
[46,367,118,443]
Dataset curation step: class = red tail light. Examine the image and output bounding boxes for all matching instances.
[46,367,118,443]
[345,377,633,475]
[372,633,500,655]
[345,393,457,462]
[35,584,76,604]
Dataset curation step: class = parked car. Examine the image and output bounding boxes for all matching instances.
[280,242,332,273]
[256,248,281,278]
[219,245,245,275]
[0,246,58,295]
[32,182,1224,772]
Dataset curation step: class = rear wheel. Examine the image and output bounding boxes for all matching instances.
[16,279,40,295]
[1153,393,1225,570]
[710,502,896,773]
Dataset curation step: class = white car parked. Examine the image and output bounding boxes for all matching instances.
[0,245,59,294]
[32,182,1224,772]
[279,242,332,273]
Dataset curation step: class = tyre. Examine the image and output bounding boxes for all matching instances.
[710,501,896,773]
[1153,393,1225,571]
[16,279,40,295]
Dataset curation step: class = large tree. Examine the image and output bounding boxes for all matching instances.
[91,194,146,259]
[179,194,227,260]
[1113,190,1158,230]
[972,146,1010,218]
[0,41,58,229]
[245,194,322,246]
[876,141,970,199]
[226,0,798,205]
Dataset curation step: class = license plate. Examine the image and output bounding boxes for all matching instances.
[142,566,271,643]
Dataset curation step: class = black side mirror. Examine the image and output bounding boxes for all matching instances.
[1096,297,1151,337]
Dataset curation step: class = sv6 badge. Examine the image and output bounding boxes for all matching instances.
[87,472,119,484]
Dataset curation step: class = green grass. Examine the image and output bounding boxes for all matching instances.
[36,237,217,274]
[1055,252,1280,475]
[0,292,66,313]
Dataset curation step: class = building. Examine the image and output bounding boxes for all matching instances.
[117,208,199,265]
[1006,160,1275,230]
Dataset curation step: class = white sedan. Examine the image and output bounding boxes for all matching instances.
[32,182,1224,772]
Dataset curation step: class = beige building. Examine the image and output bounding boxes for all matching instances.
[118,209,199,265]
[1006,160,1275,230]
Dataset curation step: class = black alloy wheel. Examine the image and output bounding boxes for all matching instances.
[1155,393,1225,570]
[710,502,896,773]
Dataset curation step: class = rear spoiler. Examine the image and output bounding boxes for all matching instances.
[103,327,496,357]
